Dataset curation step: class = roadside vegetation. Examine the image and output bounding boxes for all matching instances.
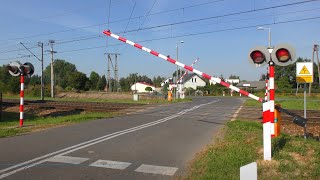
[186,93,319,179]
[2,93,191,104]
[0,111,117,138]
[186,120,320,180]
[244,94,320,110]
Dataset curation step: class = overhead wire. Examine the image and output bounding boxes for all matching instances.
[0,0,226,44]
[1,15,319,62]
[2,3,319,53]
[0,1,319,54]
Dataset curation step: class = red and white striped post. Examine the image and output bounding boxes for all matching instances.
[265,68,269,101]
[20,74,25,127]
[103,30,263,103]
[269,62,275,138]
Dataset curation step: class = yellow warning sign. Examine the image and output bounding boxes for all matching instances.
[296,62,313,83]
[299,65,310,75]
[296,76,313,83]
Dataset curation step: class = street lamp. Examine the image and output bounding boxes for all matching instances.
[257,27,272,51]
[176,40,184,99]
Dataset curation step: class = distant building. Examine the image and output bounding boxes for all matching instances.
[131,82,155,93]
[236,81,266,92]
[181,73,206,89]
[225,79,240,84]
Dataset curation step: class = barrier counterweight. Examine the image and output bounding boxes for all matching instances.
[103,30,263,102]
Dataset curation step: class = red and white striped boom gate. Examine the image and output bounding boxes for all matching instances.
[103,30,263,102]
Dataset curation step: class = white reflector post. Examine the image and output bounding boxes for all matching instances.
[240,162,257,180]
[263,122,272,161]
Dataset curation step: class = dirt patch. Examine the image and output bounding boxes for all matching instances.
[237,106,320,139]
[56,92,133,99]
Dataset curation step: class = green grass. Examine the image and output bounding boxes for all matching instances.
[186,120,320,180]
[245,98,320,110]
[0,111,116,138]
[2,94,191,104]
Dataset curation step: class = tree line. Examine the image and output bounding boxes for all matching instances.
[1,57,318,96]
[0,59,166,95]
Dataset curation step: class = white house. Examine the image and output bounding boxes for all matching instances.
[181,73,206,90]
[131,82,155,93]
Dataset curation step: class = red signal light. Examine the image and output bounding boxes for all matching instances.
[276,48,290,62]
[250,50,266,64]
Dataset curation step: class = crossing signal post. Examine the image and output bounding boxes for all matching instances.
[248,44,296,161]
[7,62,34,127]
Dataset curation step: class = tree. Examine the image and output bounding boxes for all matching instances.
[68,71,88,90]
[119,73,153,92]
[162,83,169,95]
[153,76,166,87]
[145,86,153,92]
[89,71,100,90]
[44,59,77,89]
[259,74,267,81]
[97,75,107,91]
[228,74,240,79]
[0,65,20,93]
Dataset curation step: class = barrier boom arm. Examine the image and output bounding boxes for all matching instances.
[103,30,263,102]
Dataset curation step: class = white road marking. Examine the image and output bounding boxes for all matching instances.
[135,164,178,176]
[231,105,243,121]
[89,160,131,170]
[46,155,89,164]
[0,99,220,179]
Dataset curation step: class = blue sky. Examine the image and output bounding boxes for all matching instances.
[0,0,319,81]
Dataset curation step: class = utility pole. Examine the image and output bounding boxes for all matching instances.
[115,54,119,92]
[20,42,44,100]
[38,42,44,100]
[49,40,56,98]
[314,45,320,88]
[309,44,320,94]
[107,54,111,92]
[105,53,120,92]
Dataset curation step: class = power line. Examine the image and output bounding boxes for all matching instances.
[123,1,136,33]
[0,2,319,60]
[123,0,320,34]
[0,4,319,56]
[0,0,226,43]
[0,0,317,48]
[1,14,318,62]
[34,5,320,46]
[50,16,320,53]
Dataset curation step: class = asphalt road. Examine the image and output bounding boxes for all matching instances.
[0,97,244,180]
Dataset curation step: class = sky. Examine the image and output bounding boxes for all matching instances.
[0,0,319,81]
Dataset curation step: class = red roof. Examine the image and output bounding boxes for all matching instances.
[136,82,155,88]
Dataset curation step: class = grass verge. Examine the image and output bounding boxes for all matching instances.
[0,111,116,138]
[2,94,192,104]
[186,120,320,180]
[245,98,320,110]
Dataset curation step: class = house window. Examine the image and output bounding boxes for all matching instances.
[191,78,193,83]
[195,78,197,83]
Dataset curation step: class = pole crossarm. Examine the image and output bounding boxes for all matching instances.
[103,30,263,102]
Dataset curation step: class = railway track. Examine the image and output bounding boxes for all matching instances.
[236,107,320,123]
[1,99,142,112]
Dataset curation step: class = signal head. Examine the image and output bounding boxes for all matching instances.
[7,61,22,76]
[23,62,34,76]
[271,44,296,66]
[248,46,269,67]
